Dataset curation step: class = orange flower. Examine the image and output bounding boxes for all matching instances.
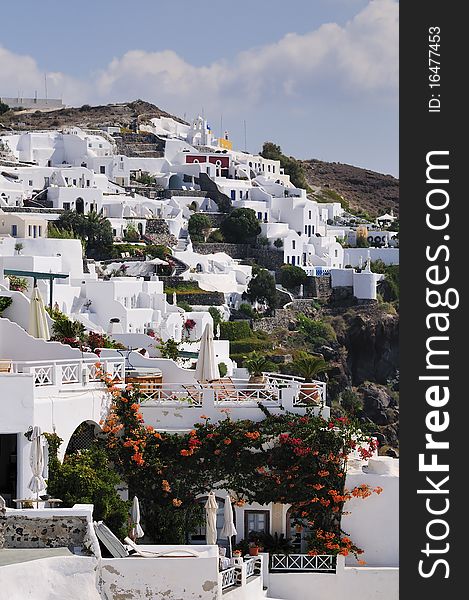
[162,480,171,492]
[172,498,182,507]
[224,438,232,445]
[312,483,324,490]
[214,449,221,455]
[245,431,260,440]
[357,560,367,566]
[200,414,209,419]
[318,470,330,477]
[180,449,192,456]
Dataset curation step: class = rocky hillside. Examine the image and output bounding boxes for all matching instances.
[303,159,399,218]
[0,99,187,131]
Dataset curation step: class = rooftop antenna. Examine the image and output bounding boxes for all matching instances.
[220,114,223,140]
[44,73,48,103]
[243,120,247,152]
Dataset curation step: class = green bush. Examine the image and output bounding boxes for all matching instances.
[207,229,224,243]
[0,296,13,315]
[219,208,261,243]
[229,338,273,354]
[273,238,284,249]
[209,306,223,328]
[188,214,211,241]
[45,437,128,538]
[279,264,308,290]
[297,314,336,343]
[238,303,258,320]
[220,320,252,341]
[218,362,228,378]
[177,301,193,312]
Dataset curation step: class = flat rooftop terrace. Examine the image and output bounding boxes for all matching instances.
[0,547,74,567]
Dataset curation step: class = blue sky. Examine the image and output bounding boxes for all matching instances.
[0,0,398,175]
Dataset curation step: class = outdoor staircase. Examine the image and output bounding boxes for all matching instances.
[175,229,189,252]
[171,255,189,276]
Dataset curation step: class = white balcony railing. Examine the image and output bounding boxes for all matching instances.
[10,358,125,389]
[245,557,257,579]
[221,566,237,590]
[270,554,335,572]
[137,384,203,407]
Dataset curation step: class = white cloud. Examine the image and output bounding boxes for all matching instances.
[0,0,397,115]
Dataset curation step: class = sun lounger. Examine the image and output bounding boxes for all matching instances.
[124,537,200,558]
[94,522,201,559]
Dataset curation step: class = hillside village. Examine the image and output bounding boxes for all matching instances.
[0,99,399,600]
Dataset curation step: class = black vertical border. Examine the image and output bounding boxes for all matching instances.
[400,2,465,597]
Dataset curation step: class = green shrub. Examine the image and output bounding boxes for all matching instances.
[177,301,193,312]
[273,238,283,248]
[279,264,308,290]
[219,208,261,243]
[209,306,223,329]
[238,303,258,320]
[220,321,252,341]
[229,338,273,354]
[0,296,13,315]
[218,362,228,378]
[297,314,336,343]
[45,436,128,538]
[188,214,211,241]
[207,229,224,243]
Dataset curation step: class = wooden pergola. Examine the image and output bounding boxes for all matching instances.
[4,269,69,309]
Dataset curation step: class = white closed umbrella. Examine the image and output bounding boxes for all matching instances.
[130,495,144,541]
[28,287,50,340]
[195,323,218,383]
[28,426,46,505]
[221,494,237,557]
[205,492,218,545]
[173,292,177,306]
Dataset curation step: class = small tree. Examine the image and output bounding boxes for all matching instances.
[273,238,283,249]
[220,208,261,243]
[247,269,277,311]
[14,242,24,255]
[279,264,307,290]
[188,213,211,243]
[0,102,9,116]
[292,352,329,382]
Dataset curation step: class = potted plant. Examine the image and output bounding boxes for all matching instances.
[244,352,270,385]
[292,352,329,405]
[233,549,242,558]
[249,542,259,556]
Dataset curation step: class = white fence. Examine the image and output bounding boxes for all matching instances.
[270,554,336,573]
[221,566,237,590]
[11,358,125,389]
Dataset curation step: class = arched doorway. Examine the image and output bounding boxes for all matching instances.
[75,197,85,214]
[65,421,100,456]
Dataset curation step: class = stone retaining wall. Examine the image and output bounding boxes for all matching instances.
[0,514,88,549]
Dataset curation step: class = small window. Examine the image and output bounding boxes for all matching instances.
[86,180,90,187]
[28,225,32,237]
[28,180,33,186]
[100,166,106,174]
[309,211,312,219]
[63,202,70,211]
[257,212,262,220]
[292,240,296,249]
[245,510,270,537]
[11,224,17,237]
[73,179,77,186]
[33,225,37,238]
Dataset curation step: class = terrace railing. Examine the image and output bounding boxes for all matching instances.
[220,566,237,590]
[269,554,336,573]
[11,358,125,389]
[137,384,203,407]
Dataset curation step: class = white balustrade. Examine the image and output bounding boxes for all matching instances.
[270,553,335,572]
[221,566,237,590]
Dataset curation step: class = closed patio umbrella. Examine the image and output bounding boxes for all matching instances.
[28,287,50,340]
[195,323,218,383]
[130,495,144,541]
[28,426,46,505]
[221,494,237,557]
[205,492,218,545]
